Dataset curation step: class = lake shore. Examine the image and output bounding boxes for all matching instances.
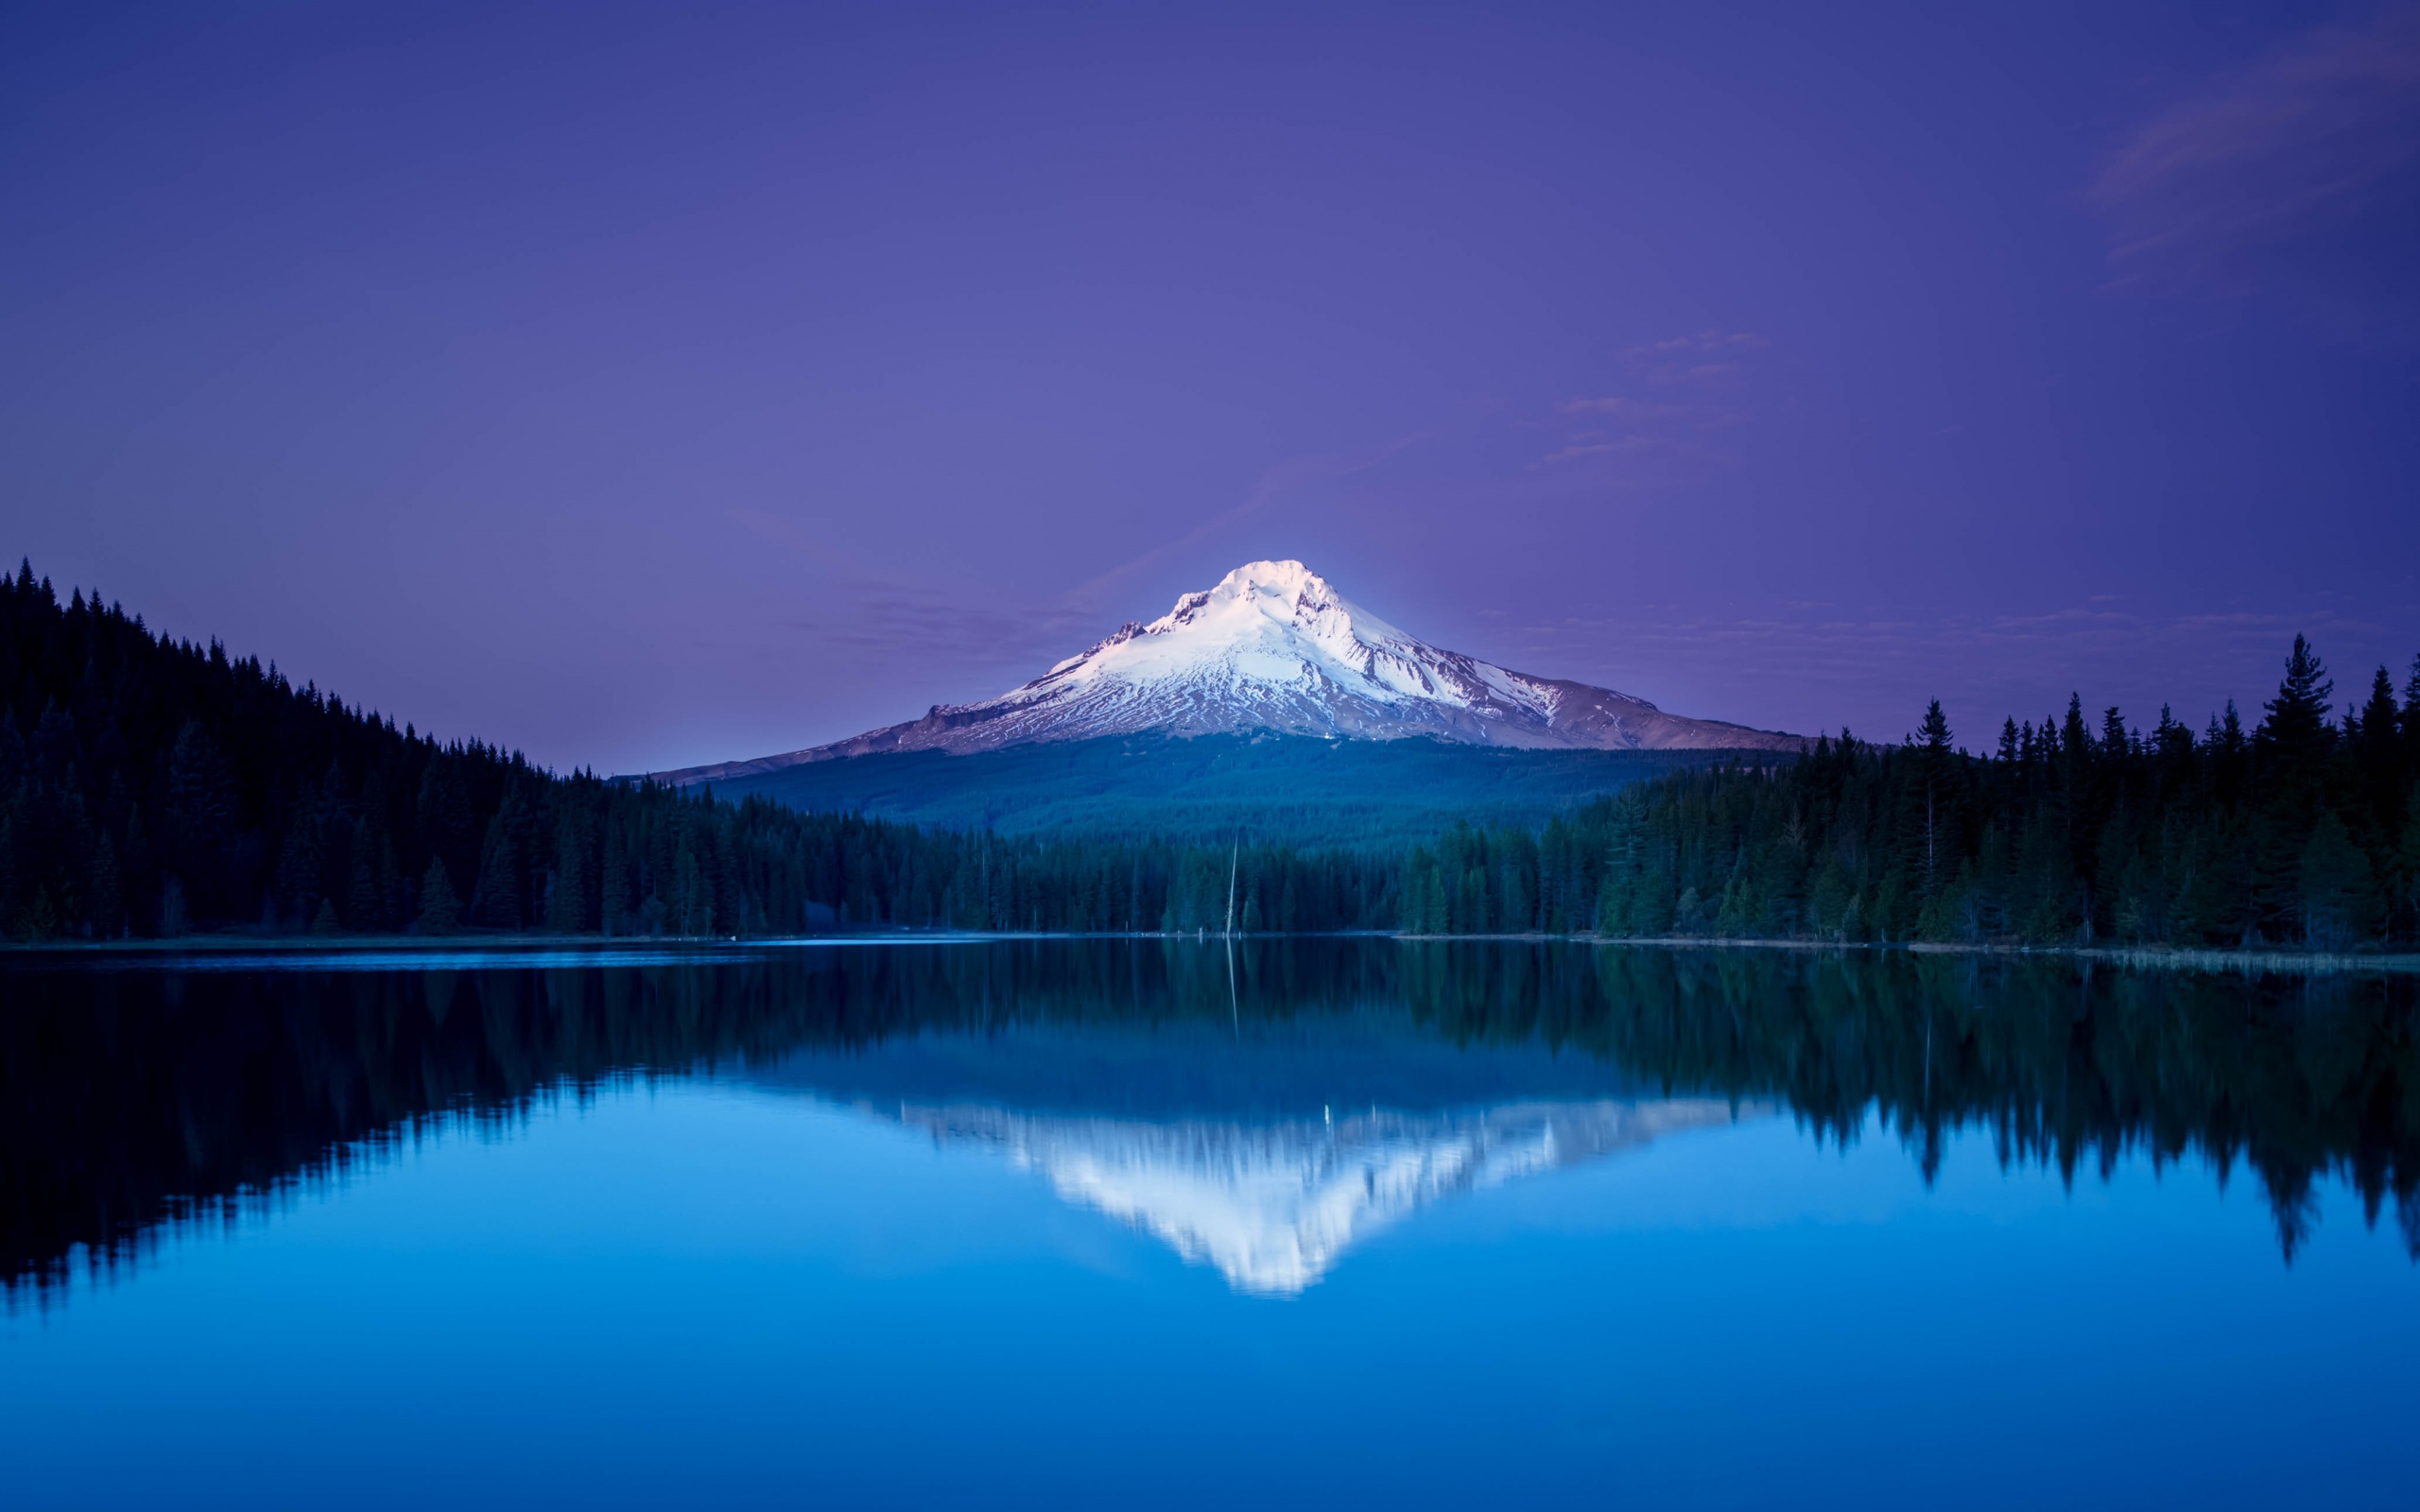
[6,928,2417,975]
[1412,933,2420,974]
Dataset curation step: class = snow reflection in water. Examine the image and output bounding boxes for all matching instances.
[893,1097,1748,1294]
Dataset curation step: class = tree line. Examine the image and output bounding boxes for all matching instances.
[9,941,2411,1299]
[0,564,1402,939]
[1403,635,2420,949]
[5,562,2416,950]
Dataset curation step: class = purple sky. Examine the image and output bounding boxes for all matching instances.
[5,2,2417,773]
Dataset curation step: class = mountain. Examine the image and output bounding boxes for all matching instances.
[895,1097,1742,1296]
[659,560,1796,787]
[670,733,1737,847]
[745,1012,1757,1295]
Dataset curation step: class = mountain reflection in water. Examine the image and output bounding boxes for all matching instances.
[3,939,2417,1306]
[752,1018,1751,1293]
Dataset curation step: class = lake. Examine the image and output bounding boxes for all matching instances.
[3,939,2415,1508]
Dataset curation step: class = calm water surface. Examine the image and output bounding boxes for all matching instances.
[3,940,2415,1508]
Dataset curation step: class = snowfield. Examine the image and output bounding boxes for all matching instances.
[662,560,1798,783]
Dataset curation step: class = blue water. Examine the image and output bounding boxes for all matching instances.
[2,941,2414,1507]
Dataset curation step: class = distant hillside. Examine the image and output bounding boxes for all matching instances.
[686,731,1750,846]
[0,563,1408,940]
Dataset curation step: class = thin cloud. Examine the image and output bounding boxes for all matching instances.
[729,508,1094,687]
[1541,332,1767,471]
[741,434,1436,691]
[1622,331,1769,387]
[800,587,1095,670]
[2090,6,2420,316]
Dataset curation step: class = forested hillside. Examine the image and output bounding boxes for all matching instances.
[4,562,2415,949]
[0,564,1396,939]
[684,731,1710,848]
[1406,638,2420,949]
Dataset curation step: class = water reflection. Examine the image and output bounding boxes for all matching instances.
[754,1017,1749,1293]
[925,1100,1743,1295]
[3,940,2415,1305]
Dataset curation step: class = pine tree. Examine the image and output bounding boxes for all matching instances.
[90,833,123,938]
[418,859,461,935]
[467,811,522,929]
[2404,655,2420,771]
[2299,810,2381,951]
[673,836,708,936]
[2258,635,2337,780]
[165,721,234,916]
[274,790,323,925]
[1912,700,1953,896]
[416,758,477,904]
[546,813,590,933]
[2395,787,2420,944]
[599,823,631,935]
[348,818,384,928]
[158,876,188,937]
[2252,637,2338,936]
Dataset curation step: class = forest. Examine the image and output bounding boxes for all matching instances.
[9,942,2413,1296]
[0,563,1396,939]
[4,561,2417,950]
[1510,639,2420,950]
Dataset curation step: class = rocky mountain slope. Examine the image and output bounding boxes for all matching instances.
[662,559,1796,784]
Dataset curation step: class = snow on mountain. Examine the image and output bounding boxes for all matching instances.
[664,559,1795,783]
[887,1096,1751,1295]
[744,1014,1762,1294]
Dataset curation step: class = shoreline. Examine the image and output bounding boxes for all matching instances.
[2,929,2414,975]
[1405,933,2420,974]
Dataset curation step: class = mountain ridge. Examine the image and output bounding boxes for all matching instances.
[675,731,1733,847]
[658,560,1798,786]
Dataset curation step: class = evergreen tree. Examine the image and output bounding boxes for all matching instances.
[158,876,188,937]
[90,834,123,938]
[467,809,523,930]
[2299,810,2381,951]
[2394,788,2420,941]
[0,565,2412,954]
[418,859,461,935]
[348,818,385,929]
[546,813,590,933]
[599,823,631,936]
[2404,654,2420,772]
[2252,637,2338,936]
[1910,699,1954,898]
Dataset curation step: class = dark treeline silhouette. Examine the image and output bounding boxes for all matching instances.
[6,941,2411,1302]
[1403,635,2420,948]
[7,563,2416,948]
[0,564,1401,938]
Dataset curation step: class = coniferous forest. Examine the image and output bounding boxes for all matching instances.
[4,562,2417,951]
[0,564,1397,939]
[1405,638,2420,950]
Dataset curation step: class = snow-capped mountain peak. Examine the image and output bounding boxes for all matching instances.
[662,559,1796,781]
[1030,558,1508,724]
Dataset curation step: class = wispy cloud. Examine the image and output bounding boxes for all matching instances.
[1539,331,1767,472]
[2089,5,2420,318]
[1619,330,1769,387]
[725,433,1435,696]
[725,507,1096,694]
[795,584,1098,673]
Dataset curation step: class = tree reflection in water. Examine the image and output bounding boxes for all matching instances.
[3,940,2413,1306]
